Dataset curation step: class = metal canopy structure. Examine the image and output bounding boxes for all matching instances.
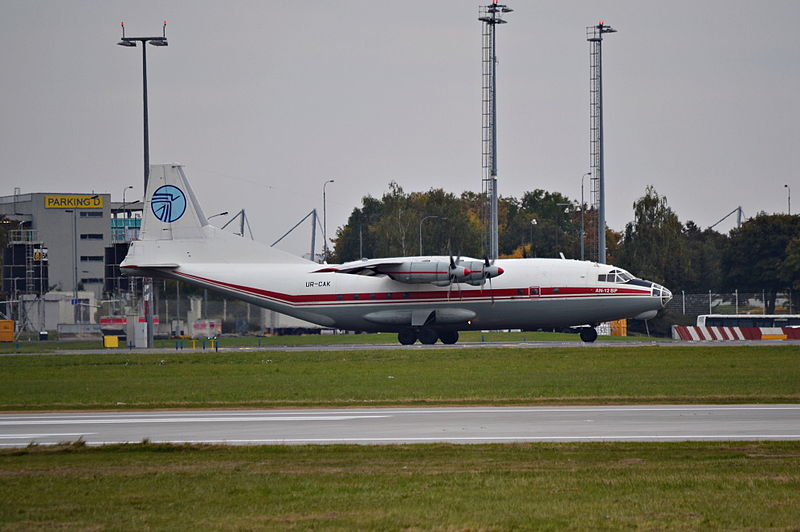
[587,21,616,264]
[479,1,512,260]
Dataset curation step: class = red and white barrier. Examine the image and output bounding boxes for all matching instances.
[672,326,800,341]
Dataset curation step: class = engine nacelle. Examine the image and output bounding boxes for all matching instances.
[372,258,499,286]
[377,260,452,284]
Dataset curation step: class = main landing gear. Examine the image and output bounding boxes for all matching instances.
[397,328,459,345]
[579,327,598,343]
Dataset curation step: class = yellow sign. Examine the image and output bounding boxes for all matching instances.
[44,195,104,209]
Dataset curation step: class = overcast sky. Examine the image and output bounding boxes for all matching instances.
[1,1,798,257]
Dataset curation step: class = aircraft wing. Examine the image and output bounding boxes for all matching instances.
[313,256,502,286]
[312,258,405,277]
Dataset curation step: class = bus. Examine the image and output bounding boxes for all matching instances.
[696,314,800,328]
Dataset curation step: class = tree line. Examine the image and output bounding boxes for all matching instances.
[332,184,800,313]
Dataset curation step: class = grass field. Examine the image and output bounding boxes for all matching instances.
[0,330,644,353]
[1,344,799,530]
[0,345,797,410]
[1,441,799,530]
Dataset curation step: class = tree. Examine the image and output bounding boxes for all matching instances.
[615,186,686,287]
[332,184,486,261]
[680,222,727,292]
[508,189,579,258]
[332,195,383,262]
[723,214,800,313]
[780,237,800,292]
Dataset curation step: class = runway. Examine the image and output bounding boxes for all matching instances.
[1,405,799,447]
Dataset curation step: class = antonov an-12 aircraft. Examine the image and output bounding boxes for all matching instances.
[121,164,673,344]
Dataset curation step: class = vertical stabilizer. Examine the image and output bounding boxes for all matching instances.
[122,163,312,266]
[140,164,208,241]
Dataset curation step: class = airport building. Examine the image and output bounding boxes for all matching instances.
[1,191,317,338]
[0,190,143,330]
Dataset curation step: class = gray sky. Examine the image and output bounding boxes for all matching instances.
[2,1,798,257]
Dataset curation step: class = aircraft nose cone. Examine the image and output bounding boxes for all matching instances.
[652,283,672,307]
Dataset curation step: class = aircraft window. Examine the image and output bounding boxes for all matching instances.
[403,292,410,299]
[386,293,394,299]
[598,274,608,282]
[617,271,634,282]
[517,289,525,295]
[369,294,377,299]
[336,295,344,301]
[530,287,540,295]
[353,294,360,300]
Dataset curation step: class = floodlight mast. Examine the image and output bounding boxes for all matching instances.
[587,21,615,264]
[479,2,512,261]
[117,21,168,349]
[117,21,168,192]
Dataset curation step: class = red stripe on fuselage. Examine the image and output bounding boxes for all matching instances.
[173,271,652,307]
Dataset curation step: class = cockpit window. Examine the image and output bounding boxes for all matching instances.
[598,269,635,283]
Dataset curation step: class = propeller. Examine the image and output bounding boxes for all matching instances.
[447,255,469,300]
[483,256,493,304]
[480,256,505,305]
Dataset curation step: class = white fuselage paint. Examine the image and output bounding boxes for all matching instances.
[148,257,664,332]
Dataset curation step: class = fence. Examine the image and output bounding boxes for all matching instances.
[665,291,795,323]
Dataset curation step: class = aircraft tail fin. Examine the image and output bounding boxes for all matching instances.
[139,164,209,241]
[122,163,312,268]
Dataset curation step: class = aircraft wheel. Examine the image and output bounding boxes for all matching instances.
[418,327,439,345]
[579,327,598,343]
[398,329,417,345]
[439,330,459,344]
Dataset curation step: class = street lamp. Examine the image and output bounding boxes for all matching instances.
[322,179,334,260]
[786,184,792,215]
[419,216,447,256]
[555,202,572,252]
[121,185,134,219]
[64,209,78,320]
[64,194,99,324]
[529,218,538,257]
[580,172,590,260]
[118,21,168,349]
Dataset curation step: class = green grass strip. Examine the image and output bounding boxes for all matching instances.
[1,345,798,410]
[1,441,799,530]
[0,330,644,353]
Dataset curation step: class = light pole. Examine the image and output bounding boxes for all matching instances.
[64,209,78,322]
[555,202,572,252]
[580,172,590,260]
[529,218,538,257]
[121,185,134,219]
[118,21,167,349]
[117,21,167,192]
[587,21,616,264]
[786,184,792,215]
[322,179,334,260]
[419,216,447,256]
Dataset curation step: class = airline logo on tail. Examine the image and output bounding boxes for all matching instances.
[151,185,186,223]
